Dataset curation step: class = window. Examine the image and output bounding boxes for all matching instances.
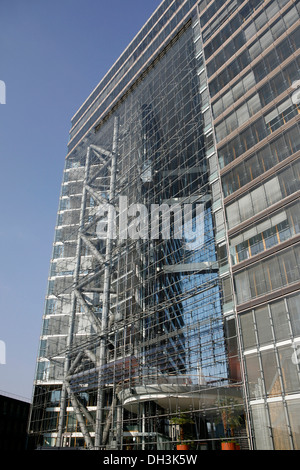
[255,306,273,345]
[234,245,300,304]
[53,245,63,259]
[287,293,300,336]
[267,256,284,291]
[278,345,300,394]
[226,201,240,229]
[261,349,279,396]
[239,311,256,349]
[251,185,267,214]
[270,300,290,342]
[244,354,262,399]
[45,299,56,315]
[238,193,253,221]
[269,401,291,450]
[251,404,273,449]
[59,198,70,211]
[287,400,300,450]
[235,270,251,304]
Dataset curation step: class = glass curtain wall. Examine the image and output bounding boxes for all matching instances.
[30,4,243,450]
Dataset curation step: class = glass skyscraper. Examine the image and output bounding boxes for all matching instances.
[29,0,300,450]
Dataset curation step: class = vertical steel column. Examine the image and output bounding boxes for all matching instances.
[56,147,91,447]
[116,403,123,449]
[94,116,119,449]
[66,385,94,449]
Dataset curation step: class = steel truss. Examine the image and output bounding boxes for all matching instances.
[56,117,119,449]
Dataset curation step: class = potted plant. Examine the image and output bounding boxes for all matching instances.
[217,398,242,450]
[170,412,194,450]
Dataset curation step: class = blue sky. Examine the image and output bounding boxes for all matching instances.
[0,0,161,401]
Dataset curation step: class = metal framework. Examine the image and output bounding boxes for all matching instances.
[56,117,120,449]
[49,109,246,449]
[30,10,250,451]
[28,0,300,451]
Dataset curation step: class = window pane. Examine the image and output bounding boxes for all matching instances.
[267,256,284,291]
[281,248,299,284]
[269,401,291,450]
[249,39,261,60]
[261,349,281,397]
[252,263,268,297]
[255,306,273,345]
[226,201,240,229]
[236,103,249,126]
[270,300,290,342]
[264,226,278,250]
[251,404,273,450]
[249,233,263,256]
[286,399,300,450]
[286,124,300,153]
[223,88,234,108]
[234,271,251,304]
[244,354,263,399]
[239,312,256,349]
[278,345,300,394]
[243,71,256,92]
[287,293,300,336]
[238,193,253,221]
[251,185,267,215]
[248,94,261,116]
[264,177,282,206]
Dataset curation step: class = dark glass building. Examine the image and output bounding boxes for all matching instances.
[0,393,31,450]
[29,0,300,450]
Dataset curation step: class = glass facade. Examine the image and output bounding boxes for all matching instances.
[29,0,300,451]
[240,292,300,449]
[201,0,300,452]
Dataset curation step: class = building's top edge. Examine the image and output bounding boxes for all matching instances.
[66,0,199,157]
[70,0,167,127]
[0,389,31,404]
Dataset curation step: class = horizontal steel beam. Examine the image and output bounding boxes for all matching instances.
[163,261,219,273]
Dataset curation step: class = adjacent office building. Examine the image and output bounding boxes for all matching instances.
[0,393,31,450]
[29,0,300,450]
